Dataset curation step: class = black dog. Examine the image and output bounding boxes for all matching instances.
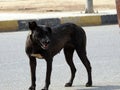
[25,21,92,90]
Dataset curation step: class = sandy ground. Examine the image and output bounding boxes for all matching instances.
[0,0,116,13]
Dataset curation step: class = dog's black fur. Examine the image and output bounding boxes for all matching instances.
[25,21,92,90]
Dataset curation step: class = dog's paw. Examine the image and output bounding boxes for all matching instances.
[65,82,72,87]
[41,88,48,90]
[86,82,92,87]
[29,86,36,90]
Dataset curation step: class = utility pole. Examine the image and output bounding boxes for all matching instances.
[85,0,94,13]
[116,0,120,27]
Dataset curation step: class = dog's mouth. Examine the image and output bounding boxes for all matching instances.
[40,41,50,50]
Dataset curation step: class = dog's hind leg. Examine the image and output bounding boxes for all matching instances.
[76,46,92,87]
[64,46,76,87]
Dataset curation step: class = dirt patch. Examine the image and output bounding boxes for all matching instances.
[0,0,116,13]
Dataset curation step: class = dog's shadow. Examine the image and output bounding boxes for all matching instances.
[75,85,120,90]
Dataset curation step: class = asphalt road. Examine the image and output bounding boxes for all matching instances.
[0,25,120,90]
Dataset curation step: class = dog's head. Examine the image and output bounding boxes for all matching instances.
[28,21,52,50]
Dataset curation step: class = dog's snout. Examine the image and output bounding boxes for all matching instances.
[44,40,50,44]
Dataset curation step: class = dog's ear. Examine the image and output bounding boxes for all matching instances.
[46,27,52,34]
[28,21,37,30]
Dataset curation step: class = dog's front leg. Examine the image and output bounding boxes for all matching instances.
[42,58,53,90]
[29,56,37,90]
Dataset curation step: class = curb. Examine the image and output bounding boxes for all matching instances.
[0,20,18,32]
[61,14,118,26]
[61,15,101,26]
[0,14,118,32]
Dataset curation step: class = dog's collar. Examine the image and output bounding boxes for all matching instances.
[31,54,43,59]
